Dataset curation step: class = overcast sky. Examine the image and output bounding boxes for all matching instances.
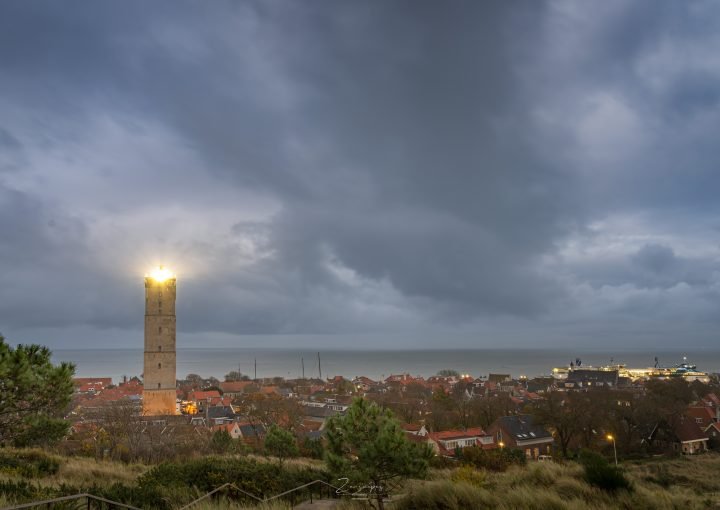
[1,1,719,351]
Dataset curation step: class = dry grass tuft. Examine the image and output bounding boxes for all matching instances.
[407,453,720,510]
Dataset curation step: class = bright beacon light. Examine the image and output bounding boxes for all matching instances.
[148,266,174,282]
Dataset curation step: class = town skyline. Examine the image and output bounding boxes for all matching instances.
[2,2,720,350]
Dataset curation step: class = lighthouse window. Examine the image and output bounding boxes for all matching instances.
[158,363,162,369]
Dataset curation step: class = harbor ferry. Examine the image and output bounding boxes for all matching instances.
[552,357,710,383]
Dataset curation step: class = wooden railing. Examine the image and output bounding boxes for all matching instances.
[2,493,142,510]
[1,479,344,510]
[178,480,343,509]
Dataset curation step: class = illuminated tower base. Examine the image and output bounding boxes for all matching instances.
[143,267,178,415]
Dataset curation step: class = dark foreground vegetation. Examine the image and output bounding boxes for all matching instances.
[1,448,720,509]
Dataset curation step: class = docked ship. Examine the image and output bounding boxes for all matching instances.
[552,357,710,383]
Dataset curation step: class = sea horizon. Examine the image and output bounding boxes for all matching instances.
[53,347,720,385]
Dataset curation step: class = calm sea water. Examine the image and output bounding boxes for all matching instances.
[52,348,720,384]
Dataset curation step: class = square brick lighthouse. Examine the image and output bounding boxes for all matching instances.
[143,267,177,415]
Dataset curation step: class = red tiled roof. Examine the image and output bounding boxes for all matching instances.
[220,381,255,393]
[705,422,720,434]
[301,420,322,432]
[675,416,709,443]
[703,393,719,406]
[203,396,233,407]
[189,390,221,401]
[354,376,377,385]
[74,378,112,387]
[211,423,239,433]
[405,432,431,444]
[430,427,486,441]
[686,406,715,424]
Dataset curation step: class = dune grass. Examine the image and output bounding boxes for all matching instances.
[1,449,719,509]
[395,454,720,510]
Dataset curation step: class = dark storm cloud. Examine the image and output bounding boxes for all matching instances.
[0,184,138,329]
[1,1,719,348]
[567,243,719,291]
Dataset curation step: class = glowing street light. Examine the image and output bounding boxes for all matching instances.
[498,441,505,449]
[606,434,618,466]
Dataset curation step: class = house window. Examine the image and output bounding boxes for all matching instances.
[158,345,162,351]
[696,418,703,424]
[157,383,161,389]
[158,326,162,334]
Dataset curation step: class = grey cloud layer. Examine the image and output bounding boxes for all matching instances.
[1,1,719,348]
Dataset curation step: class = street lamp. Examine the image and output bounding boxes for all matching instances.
[498,441,505,449]
[606,434,618,466]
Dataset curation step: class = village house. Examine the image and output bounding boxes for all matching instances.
[487,415,554,460]
[352,376,377,393]
[211,422,242,439]
[651,416,710,455]
[237,422,266,445]
[219,380,255,398]
[424,427,494,457]
[187,390,233,412]
[525,377,554,394]
[73,377,113,394]
[672,416,710,454]
[385,373,414,383]
[401,423,428,436]
[564,369,621,390]
[206,405,237,424]
[686,405,717,428]
[426,375,457,392]
[705,422,720,447]
[487,374,511,384]
[188,390,221,402]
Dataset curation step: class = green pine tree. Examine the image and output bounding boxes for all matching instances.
[264,424,299,464]
[0,335,75,446]
[209,429,234,453]
[325,398,433,510]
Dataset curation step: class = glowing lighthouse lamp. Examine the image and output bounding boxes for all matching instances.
[147,266,175,282]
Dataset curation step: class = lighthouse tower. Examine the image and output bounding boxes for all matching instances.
[143,267,177,415]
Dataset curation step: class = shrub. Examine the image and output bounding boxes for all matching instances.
[578,450,631,492]
[299,437,325,459]
[0,450,60,478]
[138,456,332,504]
[450,466,486,487]
[430,455,457,469]
[459,446,526,472]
